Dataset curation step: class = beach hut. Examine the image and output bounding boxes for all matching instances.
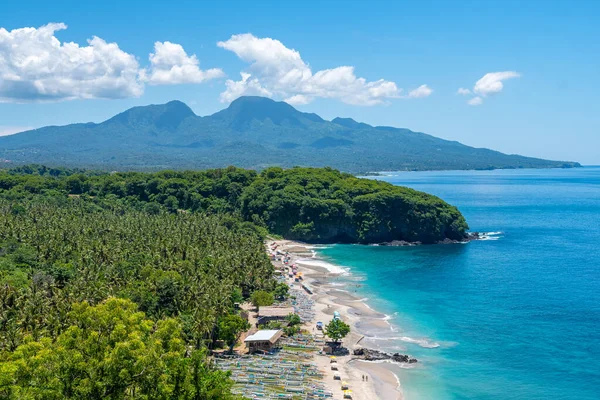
[257,306,295,325]
[244,329,283,353]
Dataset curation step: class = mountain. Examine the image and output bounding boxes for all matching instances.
[0,96,580,172]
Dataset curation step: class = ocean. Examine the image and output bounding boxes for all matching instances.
[315,167,600,399]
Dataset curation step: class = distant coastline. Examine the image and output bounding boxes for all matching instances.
[360,163,583,177]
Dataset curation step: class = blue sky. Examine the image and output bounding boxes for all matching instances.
[1,0,598,164]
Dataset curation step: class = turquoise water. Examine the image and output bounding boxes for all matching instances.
[317,168,600,399]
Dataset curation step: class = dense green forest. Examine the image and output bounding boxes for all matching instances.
[0,164,468,243]
[0,164,468,398]
[0,195,269,399]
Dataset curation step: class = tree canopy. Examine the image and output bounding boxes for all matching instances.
[0,192,272,398]
[250,291,275,308]
[325,319,351,344]
[218,315,250,353]
[0,298,241,399]
[0,165,468,244]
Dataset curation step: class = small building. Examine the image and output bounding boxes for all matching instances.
[244,329,283,353]
[257,306,294,325]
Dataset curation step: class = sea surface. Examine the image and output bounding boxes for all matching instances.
[315,167,600,400]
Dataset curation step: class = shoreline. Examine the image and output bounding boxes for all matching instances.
[270,239,407,400]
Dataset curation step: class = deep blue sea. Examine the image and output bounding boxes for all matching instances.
[317,167,600,399]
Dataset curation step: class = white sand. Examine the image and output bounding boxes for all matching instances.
[269,239,404,400]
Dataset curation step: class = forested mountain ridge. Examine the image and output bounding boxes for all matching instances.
[0,96,580,172]
[0,165,468,244]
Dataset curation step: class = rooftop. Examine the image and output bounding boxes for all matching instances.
[244,329,283,343]
[258,306,295,317]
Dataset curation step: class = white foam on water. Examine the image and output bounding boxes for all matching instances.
[485,231,503,236]
[364,335,406,341]
[478,231,504,241]
[354,359,417,369]
[296,258,350,275]
[348,297,370,302]
[399,336,440,348]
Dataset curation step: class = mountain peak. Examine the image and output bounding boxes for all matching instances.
[105,100,196,130]
[332,117,372,129]
[226,96,297,115]
[211,96,323,128]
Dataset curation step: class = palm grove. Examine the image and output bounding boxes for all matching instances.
[0,165,468,398]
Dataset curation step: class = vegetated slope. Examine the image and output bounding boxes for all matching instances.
[0,96,580,172]
[241,167,469,243]
[0,197,271,398]
[0,164,468,244]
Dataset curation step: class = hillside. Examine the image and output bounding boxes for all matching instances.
[0,165,468,244]
[0,96,580,172]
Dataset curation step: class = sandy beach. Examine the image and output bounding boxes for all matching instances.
[269,239,405,400]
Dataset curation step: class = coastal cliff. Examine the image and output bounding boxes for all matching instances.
[241,167,469,244]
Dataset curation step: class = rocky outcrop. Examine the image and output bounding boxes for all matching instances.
[353,347,417,364]
[379,232,481,246]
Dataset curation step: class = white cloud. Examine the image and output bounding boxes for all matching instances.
[0,23,224,103]
[0,23,143,102]
[473,71,520,96]
[284,94,312,105]
[220,72,272,103]
[459,71,520,105]
[467,96,483,106]
[0,126,33,136]
[217,33,429,106]
[407,84,433,99]
[145,41,224,85]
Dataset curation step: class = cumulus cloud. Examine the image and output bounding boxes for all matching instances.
[407,84,433,99]
[144,41,224,85]
[0,23,143,102]
[217,33,430,105]
[0,23,223,102]
[459,71,520,105]
[467,96,483,106]
[284,94,312,105]
[474,71,520,96]
[220,72,272,103]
